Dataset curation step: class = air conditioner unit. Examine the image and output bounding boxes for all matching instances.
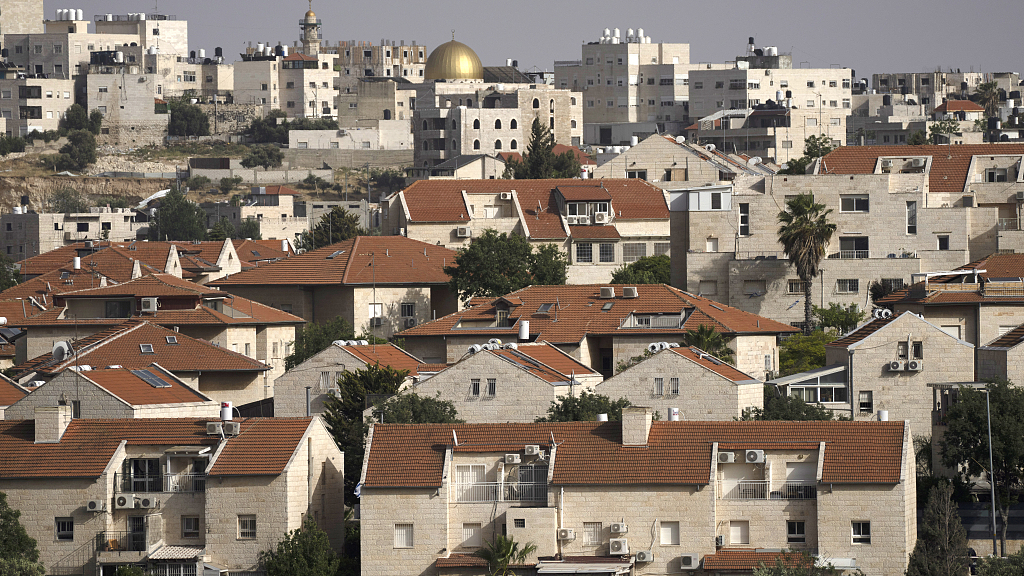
[115,494,135,509]
[594,212,609,223]
[456,226,471,238]
[635,551,654,563]
[718,452,735,464]
[745,449,765,464]
[908,359,924,371]
[881,159,893,168]
[138,497,156,509]
[557,528,576,541]
[911,158,925,167]
[622,286,638,299]
[888,360,906,372]
[223,422,241,436]
[680,553,699,570]
[86,499,105,512]
[370,317,383,327]
[610,522,628,535]
[600,287,615,299]
[1017,191,1024,201]
[609,538,629,555]
[577,215,591,225]
[140,297,158,312]
[715,535,724,547]
[404,317,417,328]
[505,453,522,464]
[500,192,513,200]
[206,422,223,435]
[524,444,540,456]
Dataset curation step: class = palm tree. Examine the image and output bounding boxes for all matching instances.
[475,535,538,576]
[975,81,1000,118]
[680,324,735,364]
[778,194,837,335]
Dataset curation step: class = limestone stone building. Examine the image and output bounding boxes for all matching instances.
[1,207,143,259]
[397,283,797,379]
[360,413,915,576]
[0,378,28,419]
[86,63,169,146]
[870,71,1018,114]
[331,41,428,91]
[0,412,343,576]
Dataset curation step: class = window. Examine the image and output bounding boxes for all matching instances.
[584,522,602,545]
[840,195,869,213]
[670,378,679,395]
[788,280,806,294]
[739,203,750,236]
[140,344,155,353]
[912,341,923,360]
[182,517,200,538]
[576,243,593,263]
[938,235,950,251]
[623,243,646,262]
[394,523,414,548]
[654,377,664,396]
[743,280,766,295]
[730,521,749,545]
[906,201,917,234]
[781,140,793,149]
[494,119,502,129]
[836,279,859,293]
[858,391,873,413]
[852,521,871,544]
[462,523,482,548]
[513,518,526,529]
[699,280,717,295]
[654,243,670,256]
[788,521,806,543]
[599,243,614,263]
[494,139,502,150]
[487,378,496,396]
[660,521,680,545]
[471,379,480,396]
[806,117,817,126]
[238,515,256,539]
[401,303,414,318]
[368,303,383,319]
[830,117,840,125]
[55,518,74,541]
[510,140,518,150]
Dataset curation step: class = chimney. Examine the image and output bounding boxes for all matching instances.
[35,405,72,443]
[621,406,653,446]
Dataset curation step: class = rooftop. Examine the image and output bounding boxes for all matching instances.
[338,343,425,376]
[77,366,211,406]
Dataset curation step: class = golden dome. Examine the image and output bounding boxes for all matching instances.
[424,40,483,81]
[304,9,317,23]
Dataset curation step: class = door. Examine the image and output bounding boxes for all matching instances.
[454,465,485,501]
[128,516,146,552]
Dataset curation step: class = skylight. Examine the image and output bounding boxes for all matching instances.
[165,336,178,344]
[131,369,171,388]
[602,302,614,311]
[139,344,154,353]
[537,303,554,313]
[327,250,346,259]
[251,250,261,258]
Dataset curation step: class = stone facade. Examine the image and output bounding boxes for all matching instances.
[87,68,169,147]
[331,42,428,92]
[0,77,77,136]
[1,207,143,260]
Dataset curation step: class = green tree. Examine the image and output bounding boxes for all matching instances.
[680,324,734,363]
[616,350,654,374]
[975,81,1001,118]
[812,303,866,334]
[977,547,1024,575]
[869,280,901,304]
[284,317,354,370]
[475,535,538,576]
[905,482,970,576]
[0,136,25,157]
[0,491,38,562]
[0,255,20,293]
[238,218,261,240]
[740,385,844,421]
[502,118,581,179]
[240,144,284,170]
[908,130,928,145]
[245,111,339,144]
[218,176,243,195]
[207,217,236,241]
[48,188,89,213]
[370,392,463,424]
[167,99,211,137]
[60,103,91,133]
[777,135,836,175]
[311,207,363,249]
[0,558,45,576]
[184,175,211,190]
[751,552,838,576]
[445,230,567,304]
[778,331,835,376]
[609,254,670,284]
[941,379,1024,555]
[46,130,96,172]
[323,363,408,505]
[778,194,837,334]
[89,110,103,135]
[929,119,962,145]
[149,187,207,241]
[95,196,131,210]
[259,515,340,576]
[369,168,406,195]
[536,391,631,422]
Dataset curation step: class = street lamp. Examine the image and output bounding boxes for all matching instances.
[981,388,998,557]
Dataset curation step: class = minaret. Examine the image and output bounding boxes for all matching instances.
[300,0,321,57]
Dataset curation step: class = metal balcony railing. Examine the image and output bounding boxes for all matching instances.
[96,530,146,552]
[115,473,206,493]
[451,482,548,503]
[999,218,1020,231]
[828,250,869,259]
[718,480,816,500]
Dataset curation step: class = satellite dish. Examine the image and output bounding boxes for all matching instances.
[52,341,71,361]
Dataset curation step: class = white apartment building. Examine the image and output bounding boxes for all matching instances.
[330,40,428,90]
[1,207,142,260]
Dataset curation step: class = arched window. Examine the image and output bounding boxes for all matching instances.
[473,139,480,150]
[452,139,457,150]
[451,119,457,129]
[445,99,451,108]
[422,141,429,150]
[510,119,517,129]
[571,120,577,129]
[467,98,473,107]
[532,98,540,109]
[473,119,480,129]
[422,120,427,130]
[383,109,392,120]
[571,97,577,105]
[550,117,555,129]
[549,99,554,112]
[494,119,502,129]
[495,139,503,150]
[510,139,518,150]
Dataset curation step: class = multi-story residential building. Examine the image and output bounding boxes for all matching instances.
[0,411,343,576]
[669,144,1024,328]
[360,414,915,576]
[335,77,418,124]
[1,208,144,259]
[234,51,336,119]
[397,283,796,379]
[200,185,311,242]
[86,61,169,146]
[871,71,1019,114]
[331,40,428,91]
[0,0,44,48]
[0,76,77,135]
[383,178,669,283]
[210,236,461,337]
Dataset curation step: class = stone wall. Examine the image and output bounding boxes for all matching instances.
[196,103,260,136]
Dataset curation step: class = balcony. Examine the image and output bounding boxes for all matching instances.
[451,482,547,504]
[97,531,147,553]
[735,251,787,261]
[827,250,869,259]
[718,480,816,500]
[115,473,206,493]
[999,218,1019,231]
[621,314,683,329]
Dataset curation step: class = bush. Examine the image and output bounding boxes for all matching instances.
[240,144,284,170]
[167,99,210,137]
[43,130,97,172]
[184,175,211,190]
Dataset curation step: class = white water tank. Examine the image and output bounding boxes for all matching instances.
[199,48,205,58]
[73,257,81,270]
[613,28,620,38]
[637,28,644,39]
[603,28,611,38]
[281,239,288,252]
[518,320,530,342]
[13,207,21,214]
[669,407,680,421]
[630,135,639,146]
[877,410,889,421]
[115,51,123,63]
[77,8,83,20]
[221,402,233,422]
[138,12,145,20]
[596,413,609,422]
[256,42,265,53]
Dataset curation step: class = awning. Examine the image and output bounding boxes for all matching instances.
[148,545,204,560]
[164,446,212,455]
[767,364,845,386]
[536,560,631,574]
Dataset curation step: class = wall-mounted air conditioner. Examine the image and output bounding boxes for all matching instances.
[578,215,591,225]
[500,192,513,200]
[600,287,615,299]
[635,551,654,563]
[206,422,223,435]
[141,297,158,312]
[115,494,135,509]
[505,454,522,464]
[908,359,924,371]
[558,528,575,540]
[888,360,906,372]
[138,497,156,509]
[609,538,629,555]
[405,318,417,328]
[567,216,579,225]
[456,226,471,238]
[223,422,240,436]
[524,445,540,456]
[594,212,609,223]
[718,452,735,464]
[745,449,765,464]
[610,522,628,534]
[680,553,699,570]
[370,317,383,327]
[86,500,106,512]
[715,535,724,547]
[622,287,638,298]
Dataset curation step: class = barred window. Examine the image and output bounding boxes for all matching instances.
[836,279,860,293]
[654,243,670,256]
[583,522,602,545]
[654,377,664,395]
[599,243,615,263]
[55,518,74,541]
[576,243,593,263]
[238,515,256,539]
[670,378,679,395]
[622,243,646,262]
[394,523,414,548]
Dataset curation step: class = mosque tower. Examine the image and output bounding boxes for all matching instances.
[300,1,321,56]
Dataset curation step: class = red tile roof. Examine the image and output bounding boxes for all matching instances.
[399,284,797,343]
[340,343,424,375]
[14,320,269,377]
[363,420,906,487]
[569,225,620,239]
[827,315,900,348]
[503,342,598,378]
[0,417,314,479]
[435,554,531,569]
[282,53,318,62]
[932,100,984,113]
[56,273,222,299]
[670,346,758,382]
[879,253,1024,307]
[557,185,612,201]
[487,345,586,384]
[702,550,811,570]
[821,144,1024,195]
[211,236,457,287]
[0,379,27,406]
[983,323,1024,348]
[233,239,293,263]
[82,367,211,406]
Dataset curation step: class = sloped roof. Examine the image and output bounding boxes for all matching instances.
[55,273,223,299]
[568,225,620,239]
[0,417,313,479]
[82,367,211,406]
[827,315,900,348]
[0,378,27,406]
[282,52,318,62]
[339,343,424,376]
[983,322,1024,349]
[210,237,457,287]
[503,342,598,378]
[933,100,985,113]
[17,241,119,276]
[363,420,906,488]
[399,284,796,343]
[233,239,294,261]
[670,346,758,382]
[702,550,810,571]
[879,253,1024,306]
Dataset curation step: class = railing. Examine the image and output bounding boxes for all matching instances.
[50,538,95,575]
[999,218,1020,231]
[735,251,787,260]
[622,315,682,329]
[451,482,547,503]
[150,564,199,576]
[96,530,147,552]
[718,480,816,500]
[115,473,206,493]
[828,250,869,259]
[554,60,582,67]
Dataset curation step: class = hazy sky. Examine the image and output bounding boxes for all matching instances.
[53,0,1022,84]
